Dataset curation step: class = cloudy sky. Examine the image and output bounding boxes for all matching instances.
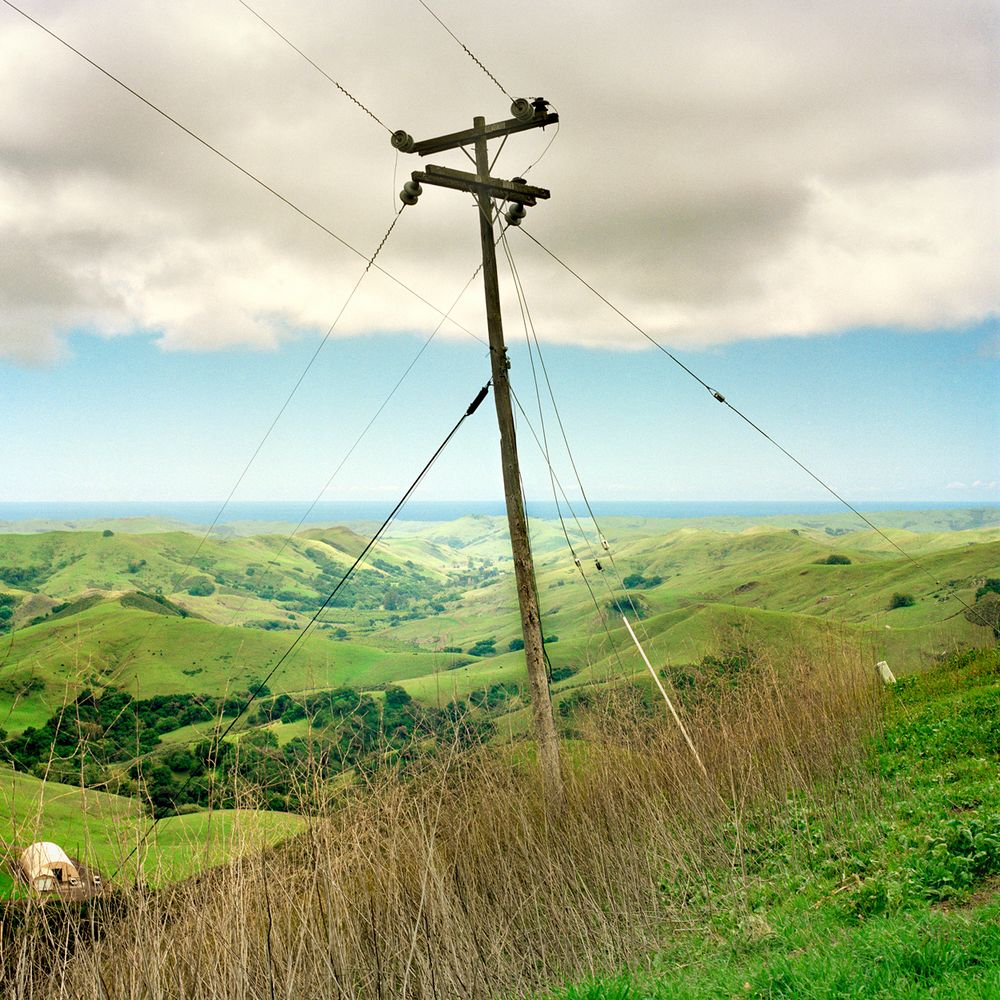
[1,0,997,505]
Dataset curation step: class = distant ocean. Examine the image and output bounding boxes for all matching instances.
[0,500,996,526]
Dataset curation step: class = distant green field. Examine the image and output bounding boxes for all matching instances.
[0,765,304,891]
[0,512,994,760]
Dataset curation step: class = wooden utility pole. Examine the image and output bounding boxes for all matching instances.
[392,100,563,804]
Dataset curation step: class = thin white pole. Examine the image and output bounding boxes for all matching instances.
[622,615,709,778]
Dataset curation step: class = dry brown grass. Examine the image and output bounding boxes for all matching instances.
[1,638,882,999]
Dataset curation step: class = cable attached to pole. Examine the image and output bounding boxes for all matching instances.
[236,0,391,132]
[517,227,993,632]
[414,0,513,100]
[112,379,492,881]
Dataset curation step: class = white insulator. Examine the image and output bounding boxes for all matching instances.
[601,537,610,551]
[391,130,415,152]
[510,98,534,122]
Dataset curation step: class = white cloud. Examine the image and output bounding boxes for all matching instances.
[1,0,998,364]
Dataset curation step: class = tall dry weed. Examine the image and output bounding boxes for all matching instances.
[1,639,883,999]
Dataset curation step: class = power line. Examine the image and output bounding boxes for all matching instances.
[507,386,630,678]
[499,230,645,675]
[216,260,487,631]
[172,208,407,587]
[0,0,477,340]
[517,226,993,630]
[501,233,657,655]
[113,378,493,880]
[26,207,410,794]
[236,0,390,132]
[414,0,512,100]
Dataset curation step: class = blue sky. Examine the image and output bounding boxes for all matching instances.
[3,318,997,504]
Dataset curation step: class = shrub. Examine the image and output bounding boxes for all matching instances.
[102,529,114,537]
[186,577,216,597]
[818,554,852,565]
[964,591,1000,639]
[508,638,525,652]
[467,638,497,657]
[889,593,916,609]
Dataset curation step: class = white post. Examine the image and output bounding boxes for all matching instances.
[876,660,896,685]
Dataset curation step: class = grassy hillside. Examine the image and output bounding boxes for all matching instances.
[0,596,446,735]
[0,509,993,877]
[1,513,993,741]
[0,765,304,892]
[535,644,1000,999]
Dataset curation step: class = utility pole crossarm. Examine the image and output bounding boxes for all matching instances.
[392,107,558,157]
[411,165,550,205]
[392,97,557,157]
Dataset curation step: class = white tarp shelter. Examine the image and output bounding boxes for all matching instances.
[19,841,81,892]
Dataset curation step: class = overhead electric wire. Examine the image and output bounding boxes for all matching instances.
[113,378,493,880]
[236,0,390,132]
[72,206,414,789]
[504,234,656,652]
[497,228,630,675]
[507,386,629,677]
[173,208,407,584]
[0,0,477,341]
[500,229,651,633]
[517,226,993,631]
[414,0,512,100]
[216,259,487,631]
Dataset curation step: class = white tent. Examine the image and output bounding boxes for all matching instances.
[19,842,81,892]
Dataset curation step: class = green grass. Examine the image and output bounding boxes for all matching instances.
[544,903,1000,999]
[0,764,305,891]
[532,645,1000,1000]
[0,600,451,728]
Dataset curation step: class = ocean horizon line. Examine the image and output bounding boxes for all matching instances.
[1,498,997,527]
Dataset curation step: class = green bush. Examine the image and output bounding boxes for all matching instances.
[818,553,852,565]
[549,666,577,682]
[889,593,916,609]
